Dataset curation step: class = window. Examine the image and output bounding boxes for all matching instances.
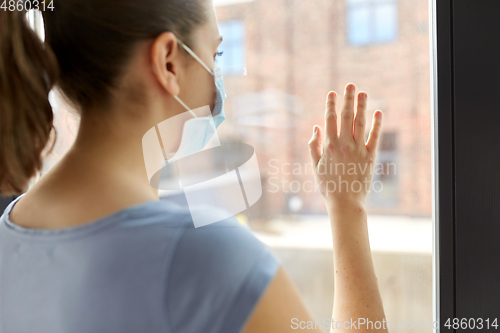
[347,0,398,45]
[367,132,399,207]
[212,0,431,324]
[216,20,246,76]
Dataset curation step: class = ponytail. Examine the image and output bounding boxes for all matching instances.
[1,0,207,196]
[0,9,59,196]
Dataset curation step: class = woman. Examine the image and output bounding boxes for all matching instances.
[0,0,387,332]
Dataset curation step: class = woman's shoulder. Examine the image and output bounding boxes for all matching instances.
[118,200,282,281]
[161,204,282,333]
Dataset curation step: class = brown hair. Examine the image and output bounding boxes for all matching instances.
[0,0,208,196]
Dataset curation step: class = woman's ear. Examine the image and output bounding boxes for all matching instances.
[151,32,180,97]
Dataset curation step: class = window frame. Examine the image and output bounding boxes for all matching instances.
[432,0,500,330]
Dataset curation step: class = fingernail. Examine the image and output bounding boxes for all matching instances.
[313,126,318,134]
[376,111,382,118]
[328,92,335,101]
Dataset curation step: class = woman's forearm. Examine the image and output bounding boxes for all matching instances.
[328,199,388,332]
[308,85,386,332]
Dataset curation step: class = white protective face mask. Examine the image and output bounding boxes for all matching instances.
[165,38,227,162]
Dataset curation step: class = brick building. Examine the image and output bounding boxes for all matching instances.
[214,0,432,218]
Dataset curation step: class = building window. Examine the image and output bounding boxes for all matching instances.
[347,0,398,46]
[367,132,399,207]
[216,20,246,76]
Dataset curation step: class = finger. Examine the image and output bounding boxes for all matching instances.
[308,125,323,167]
[324,91,338,144]
[354,91,367,145]
[366,110,383,154]
[340,83,356,141]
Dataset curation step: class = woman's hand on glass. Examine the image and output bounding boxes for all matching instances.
[308,83,383,211]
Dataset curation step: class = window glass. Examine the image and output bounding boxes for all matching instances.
[216,20,246,76]
[367,132,399,206]
[348,6,371,45]
[347,0,398,45]
[374,3,398,42]
[213,0,432,327]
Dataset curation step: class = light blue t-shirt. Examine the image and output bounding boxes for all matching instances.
[0,193,281,333]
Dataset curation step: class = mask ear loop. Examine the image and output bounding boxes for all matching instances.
[173,95,198,118]
[177,39,215,76]
[175,38,217,119]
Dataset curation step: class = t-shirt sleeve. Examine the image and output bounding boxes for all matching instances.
[165,213,282,333]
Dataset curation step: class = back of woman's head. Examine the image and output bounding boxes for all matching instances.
[0,0,208,196]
